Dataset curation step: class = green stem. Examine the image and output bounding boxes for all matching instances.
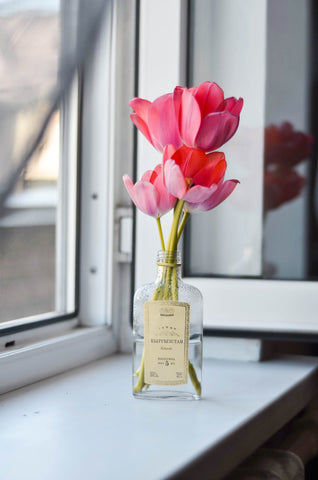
[161,200,184,300]
[166,199,184,252]
[177,211,190,243]
[156,217,165,251]
[172,265,178,300]
[189,361,201,395]
[133,351,147,393]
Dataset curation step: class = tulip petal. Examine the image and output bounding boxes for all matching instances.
[233,97,244,116]
[129,98,151,120]
[153,163,163,176]
[196,111,240,151]
[173,86,184,126]
[148,94,182,151]
[123,174,135,202]
[123,174,160,217]
[221,97,244,116]
[164,159,187,199]
[133,181,160,216]
[183,184,217,204]
[194,179,239,212]
[194,81,224,118]
[172,145,207,179]
[163,144,177,163]
[141,169,158,183]
[130,113,155,148]
[177,89,201,147]
[193,153,227,187]
[153,168,177,215]
[163,145,177,189]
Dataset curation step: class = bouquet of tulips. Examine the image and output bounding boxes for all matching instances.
[123,81,243,393]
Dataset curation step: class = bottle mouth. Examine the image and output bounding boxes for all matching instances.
[156,250,181,266]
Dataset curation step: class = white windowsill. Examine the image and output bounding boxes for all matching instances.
[0,325,117,394]
[1,354,318,480]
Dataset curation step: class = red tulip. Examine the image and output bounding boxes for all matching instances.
[163,145,239,212]
[129,81,243,153]
[123,164,176,218]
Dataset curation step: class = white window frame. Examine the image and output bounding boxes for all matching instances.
[0,0,136,394]
[134,0,318,336]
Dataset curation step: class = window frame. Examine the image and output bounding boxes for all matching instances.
[133,0,318,339]
[0,0,137,393]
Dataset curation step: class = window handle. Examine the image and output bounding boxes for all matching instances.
[115,206,133,262]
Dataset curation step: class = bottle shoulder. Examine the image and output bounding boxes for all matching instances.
[134,279,203,303]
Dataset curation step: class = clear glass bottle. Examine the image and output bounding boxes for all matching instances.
[133,250,203,400]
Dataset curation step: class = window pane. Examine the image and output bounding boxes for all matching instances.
[262,0,312,280]
[186,0,317,281]
[0,0,109,326]
[0,112,60,322]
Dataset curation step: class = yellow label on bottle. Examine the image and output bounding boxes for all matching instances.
[144,301,190,385]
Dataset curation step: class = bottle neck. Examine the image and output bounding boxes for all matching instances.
[155,250,182,281]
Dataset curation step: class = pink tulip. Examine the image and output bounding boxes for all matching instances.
[123,164,176,218]
[129,81,243,153]
[184,179,239,213]
[163,145,239,213]
[129,94,182,152]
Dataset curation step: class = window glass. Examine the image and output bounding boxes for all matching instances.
[0,0,109,326]
[186,0,317,281]
[0,112,59,322]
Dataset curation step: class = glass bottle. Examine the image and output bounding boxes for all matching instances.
[133,250,203,400]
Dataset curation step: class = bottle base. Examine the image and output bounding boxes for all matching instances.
[133,390,200,400]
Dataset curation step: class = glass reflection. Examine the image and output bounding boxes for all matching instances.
[264,122,310,212]
[263,122,312,278]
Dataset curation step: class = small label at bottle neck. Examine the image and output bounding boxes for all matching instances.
[144,301,190,385]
